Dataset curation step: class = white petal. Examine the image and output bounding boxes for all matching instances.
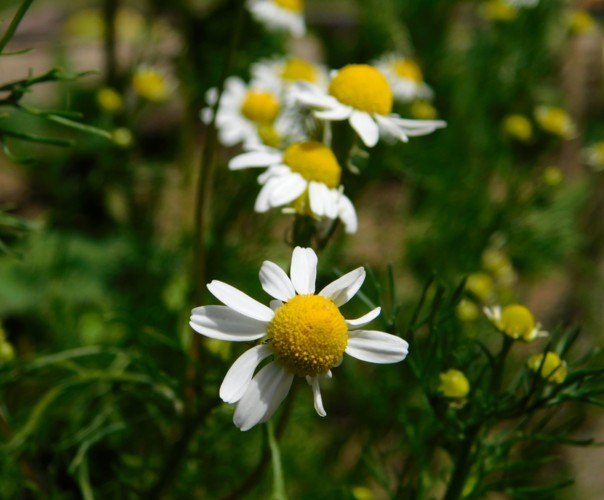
[350,111,379,147]
[260,260,296,301]
[346,330,409,364]
[207,281,275,322]
[314,105,351,121]
[229,151,282,170]
[290,247,318,295]
[375,114,409,143]
[346,307,381,329]
[268,174,307,207]
[319,267,366,307]
[306,376,326,417]
[189,305,268,341]
[220,345,273,403]
[258,165,290,184]
[255,180,277,212]
[309,182,338,219]
[233,362,294,431]
[269,299,283,311]
[338,193,358,234]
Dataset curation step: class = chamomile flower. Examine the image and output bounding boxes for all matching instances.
[373,53,433,103]
[202,77,287,148]
[484,304,548,342]
[251,56,328,99]
[132,66,173,102]
[294,64,446,148]
[505,0,539,7]
[229,141,357,232]
[190,247,409,431]
[534,105,576,139]
[527,351,567,384]
[583,141,604,171]
[248,0,306,38]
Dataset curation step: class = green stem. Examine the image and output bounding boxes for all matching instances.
[102,0,119,86]
[267,420,287,500]
[0,0,35,54]
[443,425,480,500]
[491,335,513,396]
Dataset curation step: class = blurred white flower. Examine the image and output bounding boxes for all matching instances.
[248,0,305,37]
[373,53,433,102]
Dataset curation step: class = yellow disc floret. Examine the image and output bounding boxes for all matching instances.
[391,59,423,82]
[328,64,393,115]
[241,91,280,123]
[275,0,303,13]
[267,294,348,377]
[281,58,317,83]
[498,305,535,340]
[282,141,342,188]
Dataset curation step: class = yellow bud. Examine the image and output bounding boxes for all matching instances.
[466,273,494,301]
[97,88,123,113]
[456,299,480,322]
[438,369,470,398]
[569,10,594,35]
[503,114,533,142]
[0,341,15,363]
[527,352,567,384]
[543,166,563,187]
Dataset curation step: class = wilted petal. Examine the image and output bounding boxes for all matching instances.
[346,330,409,364]
[220,345,272,403]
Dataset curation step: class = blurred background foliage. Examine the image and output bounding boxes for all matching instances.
[2,0,604,498]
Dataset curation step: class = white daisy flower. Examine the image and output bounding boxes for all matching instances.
[484,304,548,342]
[202,76,302,149]
[505,0,538,7]
[229,141,358,233]
[190,247,409,431]
[251,56,328,99]
[373,53,433,103]
[294,64,446,148]
[248,0,305,38]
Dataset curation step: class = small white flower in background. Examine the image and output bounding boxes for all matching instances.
[251,56,328,100]
[248,0,306,38]
[229,141,357,233]
[583,141,604,171]
[484,304,548,342]
[505,0,539,7]
[294,64,446,148]
[190,247,409,431]
[373,53,433,103]
[202,76,302,149]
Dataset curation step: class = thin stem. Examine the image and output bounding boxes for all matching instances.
[0,0,35,54]
[443,424,480,500]
[267,420,287,500]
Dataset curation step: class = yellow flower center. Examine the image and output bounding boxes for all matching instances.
[438,369,470,398]
[535,106,575,138]
[282,141,342,188]
[274,0,303,13]
[503,114,533,142]
[241,91,280,123]
[410,101,437,120]
[280,58,318,83]
[132,68,170,102]
[97,88,123,112]
[328,64,393,115]
[466,273,494,302]
[391,59,423,82]
[257,123,282,148]
[498,305,535,339]
[527,352,567,384]
[267,294,348,377]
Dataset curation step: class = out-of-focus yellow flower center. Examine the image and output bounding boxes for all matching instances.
[281,58,317,83]
[329,64,393,115]
[267,294,348,377]
[410,101,437,120]
[97,88,123,112]
[283,141,342,188]
[111,128,133,148]
[569,10,594,34]
[466,273,494,301]
[456,299,480,322]
[257,124,282,148]
[241,91,280,123]
[274,0,303,13]
[132,68,170,102]
[498,305,535,340]
[543,166,563,187]
[527,352,567,384]
[503,114,533,142]
[535,106,575,139]
[391,59,423,82]
[482,248,512,276]
[481,1,517,22]
[351,486,375,500]
[438,369,470,398]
